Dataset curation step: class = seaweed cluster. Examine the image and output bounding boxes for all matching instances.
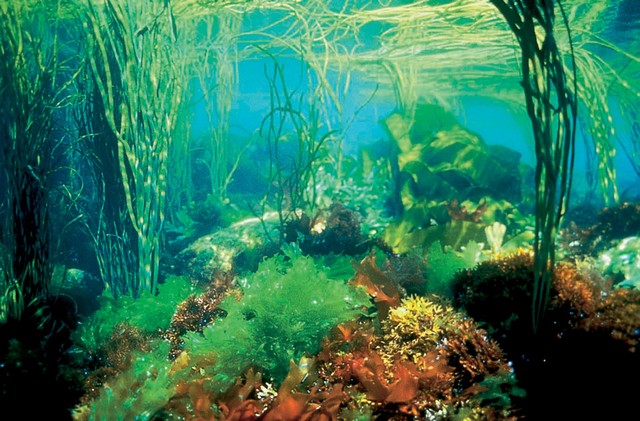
[67,248,533,420]
[562,202,640,256]
[284,202,369,256]
[165,283,229,359]
[451,250,640,419]
[314,294,521,419]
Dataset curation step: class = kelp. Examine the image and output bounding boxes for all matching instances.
[77,0,634,305]
[0,0,78,322]
[384,103,526,207]
[83,0,188,297]
[295,0,634,204]
[75,50,136,300]
[2,0,634,325]
[255,52,338,242]
[489,0,578,332]
[0,3,85,415]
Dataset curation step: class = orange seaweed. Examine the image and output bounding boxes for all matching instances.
[351,253,402,320]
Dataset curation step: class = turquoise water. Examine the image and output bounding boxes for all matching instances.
[1,1,639,419]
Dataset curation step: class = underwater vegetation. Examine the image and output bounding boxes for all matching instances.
[1,0,639,419]
[69,249,528,420]
[452,249,640,419]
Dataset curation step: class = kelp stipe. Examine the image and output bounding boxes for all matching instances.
[490,0,578,332]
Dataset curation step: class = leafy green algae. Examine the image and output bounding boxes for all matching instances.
[184,245,371,392]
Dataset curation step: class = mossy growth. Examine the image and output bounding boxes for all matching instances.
[451,249,535,338]
[183,244,371,393]
[73,275,196,354]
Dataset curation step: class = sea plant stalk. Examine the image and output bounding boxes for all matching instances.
[0,1,68,320]
[74,59,134,299]
[84,0,184,297]
[195,12,242,202]
[489,0,577,332]
[258,56,335,241]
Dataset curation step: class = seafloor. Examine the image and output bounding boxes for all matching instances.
[2,197,639,420]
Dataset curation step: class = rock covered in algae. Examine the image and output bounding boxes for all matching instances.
[174,212,280,283]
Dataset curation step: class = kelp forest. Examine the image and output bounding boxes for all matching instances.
[1,0,639,419]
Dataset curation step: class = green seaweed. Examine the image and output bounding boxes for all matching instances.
[425,240,474,299]
[384,103,526,207]
[183,244,371,393]
[598,236,640,290]
[74,275,195,353]
[82,340,176,421]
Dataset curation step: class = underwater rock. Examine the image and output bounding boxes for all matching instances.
[51,266,103,316]
[174,212,280,284]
